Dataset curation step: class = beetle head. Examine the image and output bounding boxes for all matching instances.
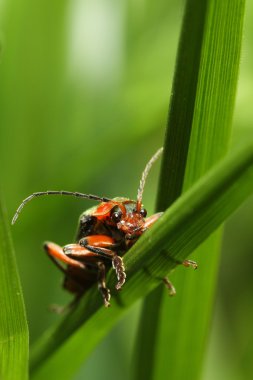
[93,198,147,239]
[113,201,147,240]
[118,146,163,239]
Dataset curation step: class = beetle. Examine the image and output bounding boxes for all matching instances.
[12,147,196,309]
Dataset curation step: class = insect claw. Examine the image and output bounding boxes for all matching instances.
[115,278,126,291]
[99,287,111,307]
[163,277,176,296]
[182,259,198,270]
[112,256,126,290]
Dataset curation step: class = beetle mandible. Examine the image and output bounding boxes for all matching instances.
[12,147,196,309]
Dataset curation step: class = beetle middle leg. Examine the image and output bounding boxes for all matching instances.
[97,261,111,307]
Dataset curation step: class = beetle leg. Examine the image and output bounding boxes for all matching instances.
[161,259,197,296]
[182,259,198,269]
[78,236,119,260]
[43,242,90,313]
[112,255,126,290]
[144,214,198,269]
[81,245,126,291]
[63,243,101,258]
[83,246,126,291]
[144,266,176,296]
[144,212,197,295]
[44,242,116,307]
[97,261,111,307]
[63,243,124,301]
[163,277,176,296]
[44,246,67,275]
[79,235,119,249]
[171,257,198,269]
[70,238,126,291]
[44,242,86,269]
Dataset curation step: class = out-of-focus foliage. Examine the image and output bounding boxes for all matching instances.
[0,0,252,379]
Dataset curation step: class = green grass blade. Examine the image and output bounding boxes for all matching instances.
[0,197,29,380]
[30,141,253,379]
[134,0,245,378]
[134,0,210,374]
[156,0,208,208]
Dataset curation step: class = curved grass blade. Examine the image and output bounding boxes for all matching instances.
[30,141,253,379]
[0,197,29,380]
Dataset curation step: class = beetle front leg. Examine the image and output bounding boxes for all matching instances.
[82,246,126,291]
[109,254,126,291]
[78,235,126,290]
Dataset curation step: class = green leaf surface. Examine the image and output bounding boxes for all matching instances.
[30,141,253,380]
[134,0,245,378]
[0,198,29,380]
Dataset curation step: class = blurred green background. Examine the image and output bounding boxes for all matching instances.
[0,0,253,379]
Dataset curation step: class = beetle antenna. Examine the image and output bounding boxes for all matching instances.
[12,191,112,225]
[136,147,163,211]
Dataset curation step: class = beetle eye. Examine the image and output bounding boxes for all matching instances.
[111,210,123,223]
[140,208,147,217]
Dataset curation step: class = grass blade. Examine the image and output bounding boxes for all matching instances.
[134,0,245,378]
[0,197,29,380]
[30,141,253,379]
[156,0,208,208]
